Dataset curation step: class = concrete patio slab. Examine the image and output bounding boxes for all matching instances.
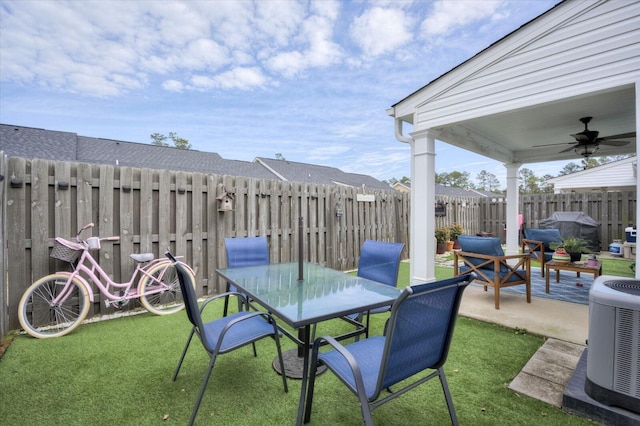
[458,285,588,345]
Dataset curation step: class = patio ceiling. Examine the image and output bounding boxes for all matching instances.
[430,84,636,165]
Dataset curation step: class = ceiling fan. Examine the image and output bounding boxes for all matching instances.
[534,116,634,158]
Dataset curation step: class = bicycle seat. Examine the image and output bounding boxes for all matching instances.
[130,253,155,263]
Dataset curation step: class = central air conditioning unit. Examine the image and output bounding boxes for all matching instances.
[586,276,640,414]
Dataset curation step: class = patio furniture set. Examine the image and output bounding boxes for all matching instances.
[167,237,475,425]
[156,228,588,424]
[453,229,598,309]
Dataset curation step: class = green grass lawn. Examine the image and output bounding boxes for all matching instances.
[0,294,594,425]
[2,256,632,425]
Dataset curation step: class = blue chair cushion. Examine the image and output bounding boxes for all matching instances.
[523,228,561,252]
[457,235,508,273]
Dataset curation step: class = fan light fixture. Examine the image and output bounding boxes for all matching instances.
[575,144,599,158]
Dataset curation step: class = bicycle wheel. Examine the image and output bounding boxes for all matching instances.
[138,261,191,315]
[18,273,90,339]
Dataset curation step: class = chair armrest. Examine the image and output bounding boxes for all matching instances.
[312,335,365,393]
[214,310,280,351]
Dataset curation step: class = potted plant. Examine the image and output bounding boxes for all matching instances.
[449,223,464,249]
[550,236,591,262]
[435,226,450,254]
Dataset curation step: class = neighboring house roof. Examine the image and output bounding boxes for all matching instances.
[254,157,392,191]
[546,157,637,193]
[392,182,410,193]
[394,181,497,197]
[0,125,78,160]
[436,184,497,198]
[0,124,390,189]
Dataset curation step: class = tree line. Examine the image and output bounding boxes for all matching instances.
[385,155,634,194]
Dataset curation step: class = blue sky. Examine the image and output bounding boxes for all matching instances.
[0,0,567,187]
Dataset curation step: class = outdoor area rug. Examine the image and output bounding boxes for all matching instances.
[468,267,593,305]
[498,267,592,305]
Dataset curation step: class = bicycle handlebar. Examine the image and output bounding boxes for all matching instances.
[77,223,94,236]
[74,224,119,244]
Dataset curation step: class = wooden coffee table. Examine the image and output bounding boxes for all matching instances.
[544,260,603,293]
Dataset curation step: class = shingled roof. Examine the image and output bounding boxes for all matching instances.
[1,124,392,189]
[255,157,391,190]
[394,181,501,198]
[1,124,277,179]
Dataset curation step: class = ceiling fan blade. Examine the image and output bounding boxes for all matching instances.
[531,142,576,148]
[599,140,630,147]
[600,132,636,140]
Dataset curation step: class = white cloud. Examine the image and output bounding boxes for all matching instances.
[189,67,268,91]
[162,80,184,92]
[266,4,343,77]
[213,67,268,90]
[421,0,505,36]
[350,7,413,57]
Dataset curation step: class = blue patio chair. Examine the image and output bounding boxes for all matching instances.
[304,274,474,425]
[312,240,404,341]
[165,252,287,426]
[454,234,530,310]
[521,228,562,277]
[223,236,269,315]
[352,240,404,337]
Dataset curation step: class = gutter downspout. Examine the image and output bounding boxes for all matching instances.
[394,118,413,144]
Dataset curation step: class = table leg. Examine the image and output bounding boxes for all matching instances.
[555,269,560,283]
[545,267,550,293]
[296,325,310,426]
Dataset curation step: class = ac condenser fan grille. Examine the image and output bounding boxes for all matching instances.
[605,280,640,296]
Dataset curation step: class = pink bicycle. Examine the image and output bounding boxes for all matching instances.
[18,223,194,338]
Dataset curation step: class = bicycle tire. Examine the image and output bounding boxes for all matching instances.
[18,273,90,338]
[138,261,191,315]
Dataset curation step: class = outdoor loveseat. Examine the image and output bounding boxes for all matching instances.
[521,228,562,277]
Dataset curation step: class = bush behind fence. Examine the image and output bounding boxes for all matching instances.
[0,154,636,335]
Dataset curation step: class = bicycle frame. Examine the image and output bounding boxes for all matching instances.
[52,245,175,307]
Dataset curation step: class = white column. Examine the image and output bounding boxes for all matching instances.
[408,129,437,283]
[504,163,521,255]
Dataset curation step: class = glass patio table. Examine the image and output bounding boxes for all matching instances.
[216,261,402,426]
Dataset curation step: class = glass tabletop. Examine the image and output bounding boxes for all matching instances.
[216,262,402,328]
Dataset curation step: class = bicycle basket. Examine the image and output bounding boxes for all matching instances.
[50,238,84,263]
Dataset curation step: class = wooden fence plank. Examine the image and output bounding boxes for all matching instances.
[139,167,154,254]
[191,172,203,286]
[53,161,72,240]
[6,158,28,325]
[30,160,50,281]
[98,164,116,294]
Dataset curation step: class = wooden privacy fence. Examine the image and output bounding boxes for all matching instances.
[0,153,637,336]
[520,192,637,247]
[442,192,636,245]
[0,156,409,332]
